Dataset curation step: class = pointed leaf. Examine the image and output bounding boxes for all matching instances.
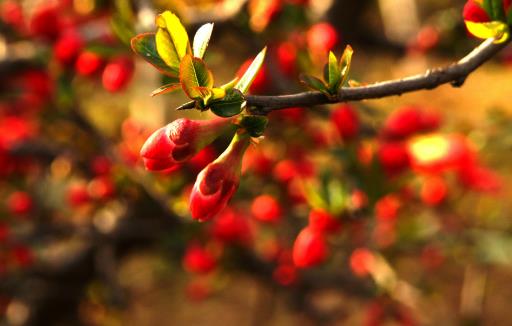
[210,87,226,100]
[131,33,179,76]
[221,77,239,90]
[327,51,342,91]
[235,47,267,94]
[465,21,510,43]
[150,83,181,97]
[156,11,190,59]
[179,54,214,99]
[193,23,214,59]
[339,45,354,86]
[300,74,329,93]
[210,89,246,117]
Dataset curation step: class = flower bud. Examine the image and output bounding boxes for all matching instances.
[189,133,250,221]
[102,57,134,92]
[251,194,282,224]
[140,118,234,171]
[463,1,490,23]
[308,209,342,234]
[331,104,360,141]
[182,243,216,274]
[292,227,328,268]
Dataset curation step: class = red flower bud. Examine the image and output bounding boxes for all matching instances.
[273,264,297,286]
[75,51,104,76]
[7,191,33,216]
[308,209,342,234]
[292,227,328,268]
[251,195,282,224]
[420,177,447,206]
[331,104,360,141]
[102,57,134,92]
[375,194,401,223]
[189,134,250,221]
[54,32,84,66]
[378,142,410,175]
[210,207,252,245]
[349,248,374,277]
[383,106,423,139]
[141,118,234,171]
[276,41,297,76]
[463,1,490,23]
[182,243,216,274]
[306,23,339,56]
[29,5,61,40]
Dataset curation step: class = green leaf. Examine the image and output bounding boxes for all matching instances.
[327,51,341,92]
[465,21,510,43]
[179,54,214,99]
[155,11,191,70]
[508,5,512,25]
[300,74,329,93]
[131,33,178,76]
[111,13,135,45]
[150,82,181,97]
[220,77,239,90]
[235,47,267,94]
[193,23,214,59]
[238,115,268,137]
[210,89,246,117]
[339,45,354,86]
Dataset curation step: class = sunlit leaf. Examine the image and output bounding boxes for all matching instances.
[179,54,214,99]
[155,11,191,70]
[131,33,178,76]
[235,47,267,94]
[465,21,510,43]
[210,89,246,117]
[327,51,341,91]
[339,45,354,86]
[193,23,214,59]
[150,83,181,97]
[220,77,239,90]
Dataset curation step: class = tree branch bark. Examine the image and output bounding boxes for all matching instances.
[177,38,509,113]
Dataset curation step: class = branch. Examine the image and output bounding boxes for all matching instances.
[177,38,508,113]
[246,38,508,113]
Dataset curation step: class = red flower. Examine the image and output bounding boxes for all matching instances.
[308,209,342,234]
[182,244,216,274]
[382,106,423,140]
[210,208,252,245]
[189,134,250,221]
[420,177,447,206]
[292,227,328,268]
[251,195,282,224]
[141,118,234,171]
[331,104,360,141]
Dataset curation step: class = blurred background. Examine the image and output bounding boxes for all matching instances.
[1,0,512,325]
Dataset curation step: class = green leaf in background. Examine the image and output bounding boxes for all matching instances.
[220,77,239,90]
[339,45,354,86]
[327,51,341,92]
[150,82,181,97]
[488,0,506,21]
[235,47,267,94]
[155,11,191,71]
[300,74,329,94]
[131,33,179,76]
[508,4,512,25]
[193,23,214,59]
[465,21,510,43]
[210,89,246,117]
[111,13,135,45]
[179,54,214,100]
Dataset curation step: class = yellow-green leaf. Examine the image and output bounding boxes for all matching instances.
[220,77,239,90]
[235,47,267,94]
[339,45,354,86]
[155,11,191,70]
[179,54,214,99]
[193,23,214,59]
[465,21,510,43]
[327,51,342,91]
[150,83,181,97]
[300,74,329,93]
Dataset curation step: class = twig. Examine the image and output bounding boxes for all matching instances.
[177,38,509,114]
